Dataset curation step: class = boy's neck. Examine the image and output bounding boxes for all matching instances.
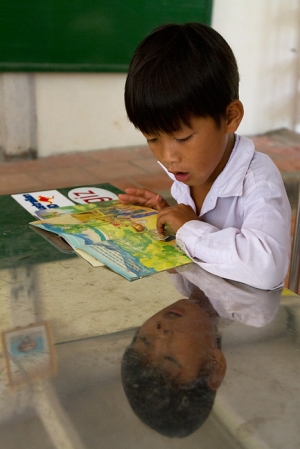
[191,133,235,214]
[190,184,211,215]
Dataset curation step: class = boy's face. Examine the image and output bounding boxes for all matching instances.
[143,115,234,188]
[132,298,219,384]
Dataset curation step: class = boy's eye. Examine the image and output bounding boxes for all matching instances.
[176,134,193,142]
[146,137,158,143]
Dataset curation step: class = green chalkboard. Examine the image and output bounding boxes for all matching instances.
[0,0,213,72]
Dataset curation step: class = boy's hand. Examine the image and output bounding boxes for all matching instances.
[118,188,169,211]
[157,204,198,234]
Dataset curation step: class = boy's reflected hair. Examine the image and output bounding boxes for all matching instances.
[121,333,221,438]
[125,22,239,134]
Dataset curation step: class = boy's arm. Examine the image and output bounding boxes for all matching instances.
[173,182,291,290]
[118,188,169,211]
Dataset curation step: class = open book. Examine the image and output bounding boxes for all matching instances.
[29,201,191,281]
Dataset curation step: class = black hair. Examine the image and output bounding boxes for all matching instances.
[125,22,240,134]
[121,341,219,438]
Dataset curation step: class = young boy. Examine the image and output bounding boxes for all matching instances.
[118,22,291,290]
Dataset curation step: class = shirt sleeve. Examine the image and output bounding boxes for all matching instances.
[176,181,291,290]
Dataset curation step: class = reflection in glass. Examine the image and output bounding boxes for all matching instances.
[121,264,282,438]
[171,264,282,327]
[121,289,226,438]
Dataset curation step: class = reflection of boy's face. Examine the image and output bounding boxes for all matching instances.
[133,298,225,387]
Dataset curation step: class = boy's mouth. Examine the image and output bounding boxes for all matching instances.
[172,172,190,182]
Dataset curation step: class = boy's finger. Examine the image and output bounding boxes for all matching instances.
[156,221,165,235]
[124,188,157,199]
[156,210,168,234]
[118,194,135,204]
[118,193,149,205]
[119,191,169,210]
[155,194,166,210]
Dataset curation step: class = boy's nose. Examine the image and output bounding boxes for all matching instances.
[160,142,181,165]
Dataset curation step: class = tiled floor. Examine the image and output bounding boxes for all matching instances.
[0,145,173,198]
[1,128,300,288]
[251,129,300,173]
[1,128,300,199]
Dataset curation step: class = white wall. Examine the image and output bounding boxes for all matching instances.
[212,0,300,135]
[36,73,145,157]
[0,73,36,158]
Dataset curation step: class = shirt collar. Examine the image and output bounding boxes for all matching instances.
[210,135,255,198]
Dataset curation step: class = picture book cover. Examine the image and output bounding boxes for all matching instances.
[11,184,120,218]
[29,201,192,281]
[11,190,75,218]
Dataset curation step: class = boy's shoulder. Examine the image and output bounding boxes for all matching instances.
[218,135,283,195]
[244,137,283,186]
[232,135,282,185]
[220,134,286,201]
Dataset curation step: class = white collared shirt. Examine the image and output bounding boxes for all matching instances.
[166,135,291,289]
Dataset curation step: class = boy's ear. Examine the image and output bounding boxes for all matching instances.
[207,348,227,390]
[225,100,244,133]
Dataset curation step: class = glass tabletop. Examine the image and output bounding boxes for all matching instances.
[1,190,299,449]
